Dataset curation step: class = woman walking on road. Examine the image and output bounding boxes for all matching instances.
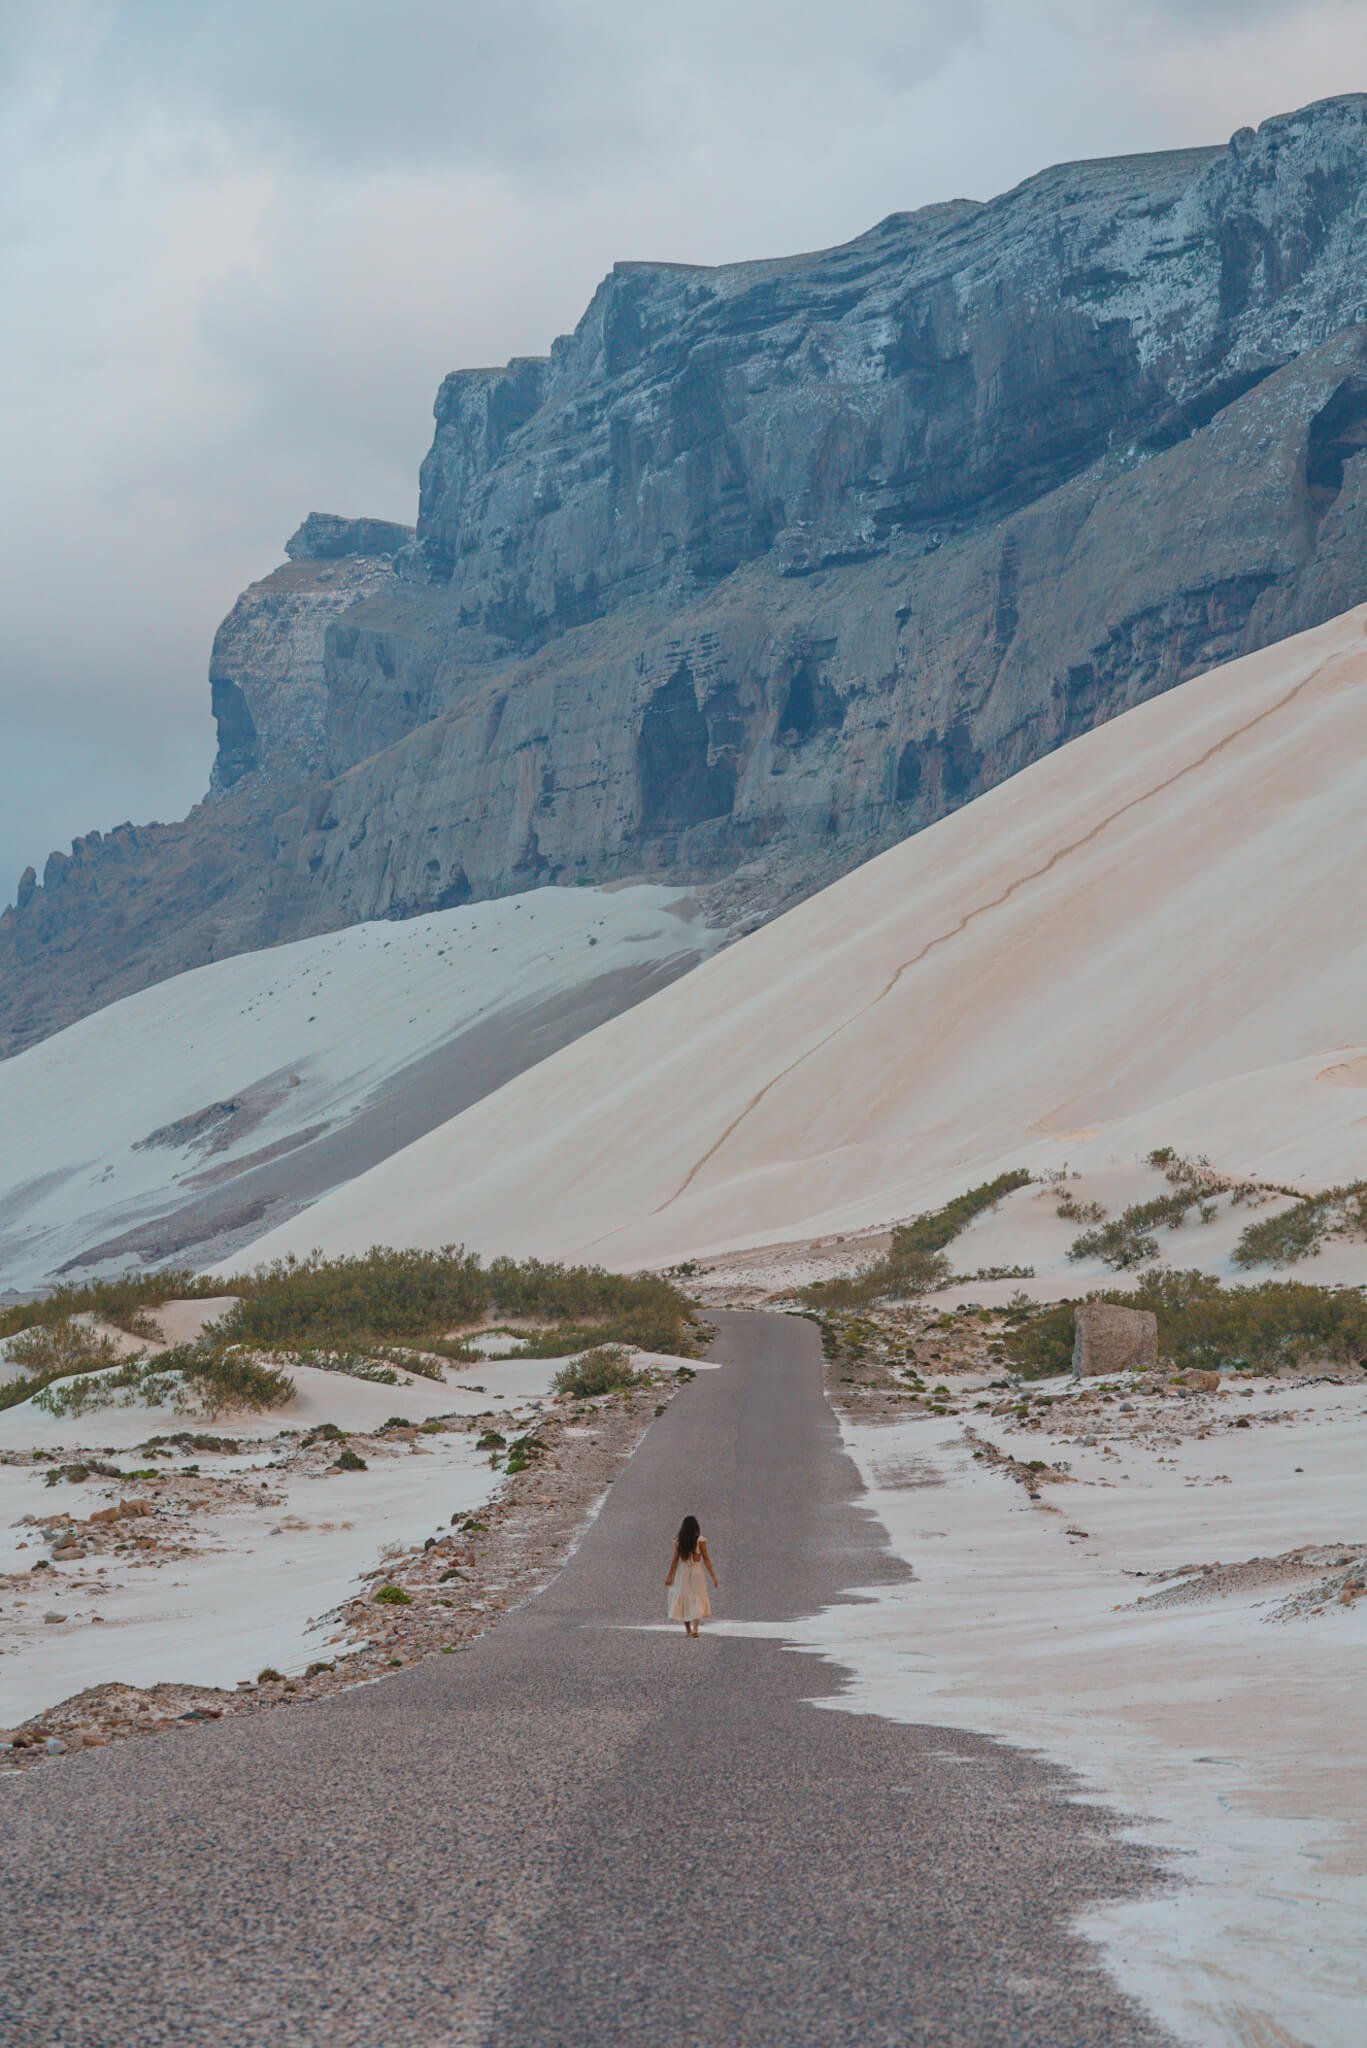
[665,1514,718,1638]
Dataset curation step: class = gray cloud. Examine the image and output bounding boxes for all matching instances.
[2,0,1362,901]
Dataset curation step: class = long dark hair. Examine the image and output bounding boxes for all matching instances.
[677,1514,701,1561]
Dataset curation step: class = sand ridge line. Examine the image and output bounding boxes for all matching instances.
[643,637,1356,1224]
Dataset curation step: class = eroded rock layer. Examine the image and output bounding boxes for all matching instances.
[5,96,1367,1054]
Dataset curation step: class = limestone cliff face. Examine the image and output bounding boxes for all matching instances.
[5,95,1367,1054]
[208,515,413,792]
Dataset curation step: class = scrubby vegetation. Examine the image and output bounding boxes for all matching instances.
[1067,1149,1237,1269]
[1001,1270,1367,1379]
[804,1171,1032,1308]
[216,1247,698,1356]
[551,1345,645,1399]
[5,1318,124,1382]
[1232,1182,1367,1269]
[0,1271,222,1342]
[31,1345,295,1419]
[0,1246,699,1419]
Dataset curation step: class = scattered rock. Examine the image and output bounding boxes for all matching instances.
[43,1611,68,1624]
[89,1498,153,1527]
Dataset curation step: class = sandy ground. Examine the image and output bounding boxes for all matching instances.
[0,1337,702,1729]
[719,1350,1367,2048]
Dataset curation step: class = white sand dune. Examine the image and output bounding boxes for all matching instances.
[0,883,716,1290]
[239,605,1367,1275]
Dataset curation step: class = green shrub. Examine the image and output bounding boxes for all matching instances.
[373,1584,412,1605]
[0,1270,222,1343]
[293,1349,399,1385]
[332,1447,367,1472]
[1069,1192,1203,1268]
[257,1667,283,1684]
[551,1345,644,1399]
[503,1429,545,1476]
[1069,1155,1245,1270]
[34,1356,168,1417]
[42,1459,120,1486]
[1002,1270,1367,1379]
[215,1246,698,1355]
[6,1319,125,1378]
[804,1170,1032,1308]
[1,1318,137,1414]
[1232,1183,1367,1269]
[173,1348,295,1418]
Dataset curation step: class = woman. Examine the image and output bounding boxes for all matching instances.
[665,1514,719,1638]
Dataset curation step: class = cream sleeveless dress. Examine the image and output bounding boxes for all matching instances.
[668,1547,712,1623]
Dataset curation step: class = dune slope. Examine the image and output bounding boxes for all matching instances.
[0,884,716,1290]
[236,606,1367,1272]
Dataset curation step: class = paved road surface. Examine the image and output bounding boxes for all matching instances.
[2,1310,1169,2047]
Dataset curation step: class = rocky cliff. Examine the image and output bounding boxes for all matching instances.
[6,94,1367,1055]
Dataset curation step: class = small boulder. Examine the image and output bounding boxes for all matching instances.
[1071,1303,1158,1379]
[1182,1369,1221,1395]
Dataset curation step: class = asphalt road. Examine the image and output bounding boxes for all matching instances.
[2,1310,1170,2048]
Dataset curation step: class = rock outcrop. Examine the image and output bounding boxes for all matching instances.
[1072,1304,1159,1380]
[5,95,1367,1055]
[208,517,412,793]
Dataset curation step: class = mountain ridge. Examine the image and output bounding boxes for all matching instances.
[5,92,1367,1056]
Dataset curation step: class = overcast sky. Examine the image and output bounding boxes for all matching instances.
[2,0,1364,902]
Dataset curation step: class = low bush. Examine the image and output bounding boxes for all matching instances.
[1232,1182,1367,1269]
[372,1584,412,1605]
[6,1318,124,1378]
[292,1349,399,1385]
[1069,1153,1245,1270]
[332,1447,367,1472]
[551,1345,644,1399]
[0,1318,133,1414]
[214,1246,698,1356]
[0,1270,222,1343]
[31,1345,293,1420]
[804,1170,1032,1309]
[33,1356,166,1418]
[174,1349,294,1417]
